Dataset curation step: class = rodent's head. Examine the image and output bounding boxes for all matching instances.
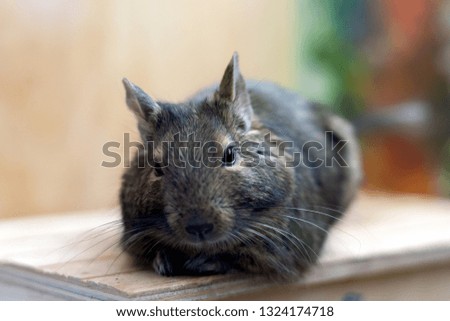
[121,53,294,253]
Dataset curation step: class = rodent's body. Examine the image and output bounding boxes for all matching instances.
[120,54,361,279]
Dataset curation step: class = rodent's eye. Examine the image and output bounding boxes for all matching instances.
[154,163,164,177]
[223,144,236,166]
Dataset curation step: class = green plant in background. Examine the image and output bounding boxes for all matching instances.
[295,0,370,119]
[295,0,449,197]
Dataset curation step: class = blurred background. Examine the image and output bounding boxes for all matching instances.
[1,0,449,218]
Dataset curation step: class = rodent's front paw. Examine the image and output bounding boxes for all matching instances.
[184,255,232,275]
[152,250,232,277]
[152,250,176,276]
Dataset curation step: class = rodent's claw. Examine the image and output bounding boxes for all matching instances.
[152,250,175,276]
[152,250,232,277]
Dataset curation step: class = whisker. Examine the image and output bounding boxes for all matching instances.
[233,206,343,224]
[280,209,362,245]
[46,220,123,259]
[282,207,343,223]
[242,226,278,250]
[235,205,360,244]
[54,229,123,272]
[282,214,361,255]
[106,234,162,274]
[282,215,330,235]
[316,205,345,215]
[253,222,313,263]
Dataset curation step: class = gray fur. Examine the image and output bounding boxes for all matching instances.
[120,53,362,280]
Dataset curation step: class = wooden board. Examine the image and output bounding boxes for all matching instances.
[0,192,450,300]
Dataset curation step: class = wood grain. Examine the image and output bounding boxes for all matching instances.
[0,192,449,300]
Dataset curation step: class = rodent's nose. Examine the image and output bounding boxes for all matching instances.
[185,223,214,240]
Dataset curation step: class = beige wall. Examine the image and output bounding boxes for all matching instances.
[0,0,297,218]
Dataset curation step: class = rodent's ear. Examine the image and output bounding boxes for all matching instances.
[219,52,246,101]
[217,52,253,133]
[122,78,161,124]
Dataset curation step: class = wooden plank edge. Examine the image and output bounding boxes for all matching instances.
[129,243,450,300]
[1,243,450,300]
[0,263,262,301]
[300,243,450,286]
[0,264,126,300]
